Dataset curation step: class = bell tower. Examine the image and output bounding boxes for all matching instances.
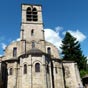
[20,4,44,43]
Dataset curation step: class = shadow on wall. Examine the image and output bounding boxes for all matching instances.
[82,75,88,88]
[1,62,8,88]
[0,73,3,88]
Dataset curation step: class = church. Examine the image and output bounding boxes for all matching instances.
[0,3,83,88]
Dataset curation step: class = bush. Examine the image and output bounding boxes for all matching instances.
[80,70,88,78]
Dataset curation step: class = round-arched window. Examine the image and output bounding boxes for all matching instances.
[47,47,51,55]
[26,7,32,21]
[32,8,38,21]
[26,7,38,21]
[24,64,27,74]
[35,63,40,72]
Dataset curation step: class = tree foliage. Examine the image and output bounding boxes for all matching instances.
[80,70,88,78]
[61,32,87,71]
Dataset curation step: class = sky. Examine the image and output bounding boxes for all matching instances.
[0,0,88,60]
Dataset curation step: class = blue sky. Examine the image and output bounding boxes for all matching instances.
[0,0,88,59]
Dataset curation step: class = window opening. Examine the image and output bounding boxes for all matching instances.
[46,65,49,73]
[55,67,58,74]
[13,47,17,57]
[9,68,13,75]
[26,7,32,21]
[35,63,40,72]
[24,64,27,74]
[31,29,34,36]
[26,7,38,21]
[32,42,35,48]
[47,47,51,55]
[32,8,38,21]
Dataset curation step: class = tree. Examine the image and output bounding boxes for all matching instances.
[61,32,87,71]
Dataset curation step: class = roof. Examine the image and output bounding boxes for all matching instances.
[22,3,42,6]
[62,60,75,63]
[2,57,18,62]
[26,48,44,55]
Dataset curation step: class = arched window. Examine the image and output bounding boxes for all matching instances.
[31,29,34,36]
[32,8,38,21]
[32,42,35,48]
[9,68,13,75]
[47,47,51,55]
[26,7,38,21]
[26,7,32,21]
[13,47,17,57]
[35,63,40,72]
[24,64,27,74]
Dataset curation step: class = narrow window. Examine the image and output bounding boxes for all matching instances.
[46,65,49,73]
[9,68,13,75]
[26,7,32,21]
[47,47,51,54]
[32,8,38,21]
[31,29,34,36]
[55,67,58,74]
[35,63,40,72]
[24,64,27,74]
[13,47,17,57]
[32,42,35,48]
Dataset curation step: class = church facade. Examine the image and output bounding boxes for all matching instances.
[0,4,83,88]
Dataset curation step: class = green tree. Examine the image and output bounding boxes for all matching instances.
[61,32,87,71]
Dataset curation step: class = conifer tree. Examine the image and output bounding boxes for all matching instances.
[61,32,87,70]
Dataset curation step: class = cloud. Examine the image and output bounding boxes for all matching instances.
[87,56,88,59]
[12,38,20,43]
[55,26,63,33]
[1,43,7,50]
[44,27,62,50]
[63,30,86,42]
[16,38,20,41]
[0,55,2,57]
[87,56,88,63]
[44,26,87,52]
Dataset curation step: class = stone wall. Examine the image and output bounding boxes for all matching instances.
[52,60,65,88]
[63,61,83,88]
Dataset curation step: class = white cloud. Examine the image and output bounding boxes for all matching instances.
[44,28,62,50]
[11,40,15,43]
[1,43,7,50]
[63,30,86,42]
[0,55,3,57]
[44,26,87,52]
[87,56,88,63]
[11,38,20,43]
[16,38,20,41]
[87,56,88,59]
[55,26,63,33]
